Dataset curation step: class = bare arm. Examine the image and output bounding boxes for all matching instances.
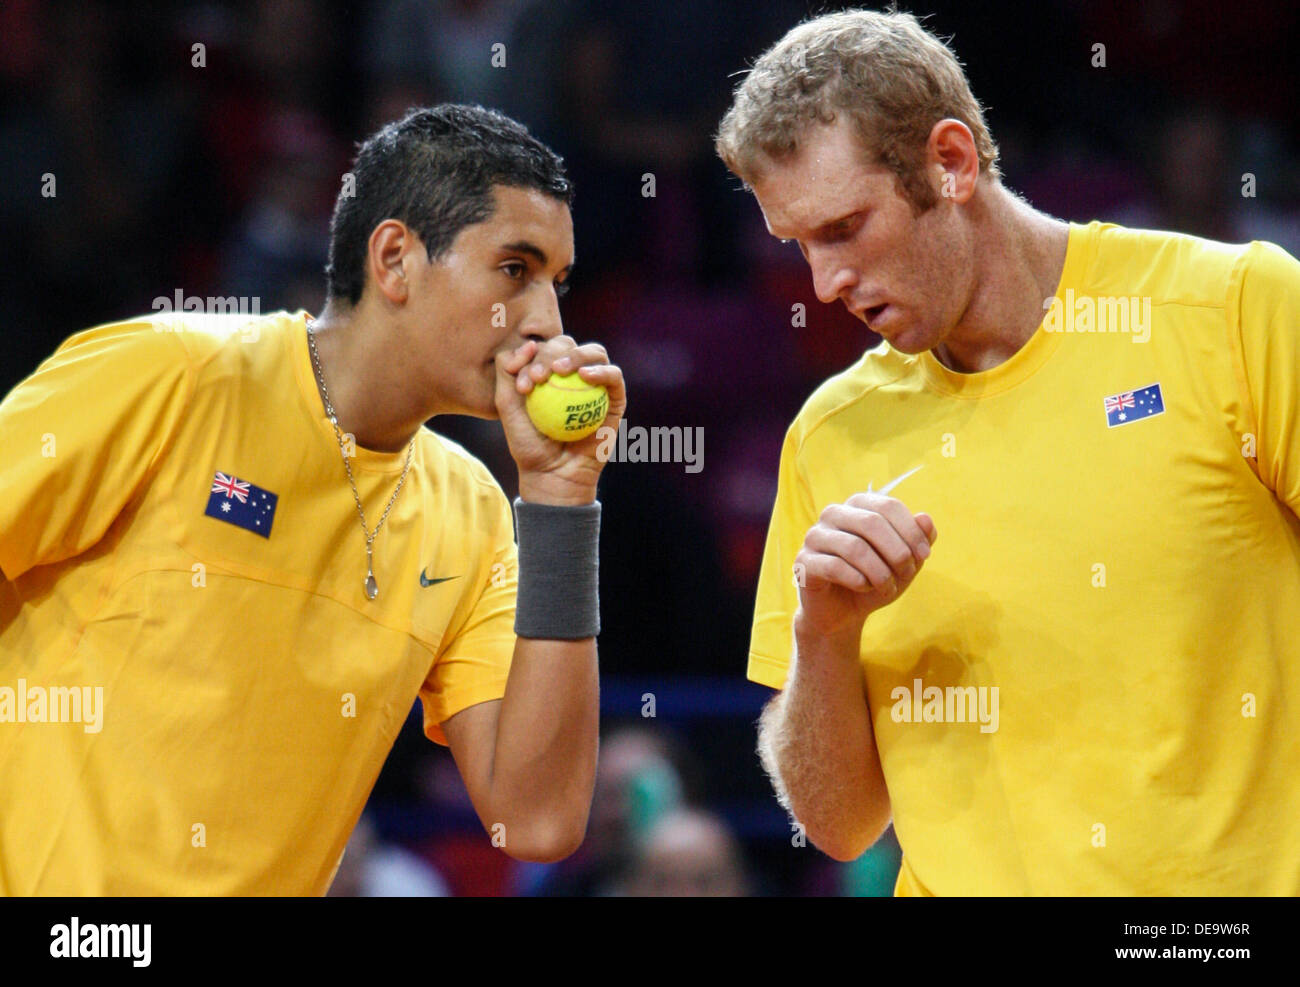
[758,618,890,861]
[758,493,936,861]
[439,333,625,863]
[442,634,598,862]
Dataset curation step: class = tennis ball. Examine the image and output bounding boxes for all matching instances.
[525,371,609,442]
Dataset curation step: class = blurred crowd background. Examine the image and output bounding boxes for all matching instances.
[2,0,1297,895]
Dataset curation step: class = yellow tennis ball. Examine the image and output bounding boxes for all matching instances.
[525,371,609,442]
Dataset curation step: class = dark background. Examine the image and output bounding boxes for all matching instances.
[2,0,1297,895]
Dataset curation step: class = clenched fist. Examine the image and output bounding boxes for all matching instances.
[793,491,937,639]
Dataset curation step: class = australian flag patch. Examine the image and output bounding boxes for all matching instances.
[1104,383,1165,428]
[204,470,278,538]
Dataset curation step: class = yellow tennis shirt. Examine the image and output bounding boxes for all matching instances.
[749,222,1300,895]
[0,310,518,894]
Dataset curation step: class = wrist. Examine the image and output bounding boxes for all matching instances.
[513,498,601,640]
[518,471,597,507]
[793,608,866,655]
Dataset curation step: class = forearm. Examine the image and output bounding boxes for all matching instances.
[760,615,891,860]
[450,336,622,861]
[484,635,599,858]
[476,481,601,859]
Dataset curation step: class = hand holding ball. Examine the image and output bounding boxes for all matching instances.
[525,371,609,442]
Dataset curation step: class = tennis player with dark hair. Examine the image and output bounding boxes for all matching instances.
[719,9,1300,894]
[0,104,625,894]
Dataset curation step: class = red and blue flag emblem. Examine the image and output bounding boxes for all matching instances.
[204,470,277,537]
[1104,383,1164,428]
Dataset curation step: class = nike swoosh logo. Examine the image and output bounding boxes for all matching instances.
[867,464,924,496]
[419,570,459,587]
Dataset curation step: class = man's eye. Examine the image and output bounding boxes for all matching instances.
[555,280,571,298]
[825,215,862,240]
[502,262,526,279]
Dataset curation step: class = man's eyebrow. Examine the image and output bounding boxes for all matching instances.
[500,240,575,273]
[500,240,547,264]
[771,208,860,241]
[814,208,862,233]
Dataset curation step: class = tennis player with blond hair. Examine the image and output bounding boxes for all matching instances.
[720,9,1300,895]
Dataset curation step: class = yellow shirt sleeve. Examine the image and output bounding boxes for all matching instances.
[747,424,818,690]
[1231,240,1300,516]
[419,487,518,745]
[0,321,194,580]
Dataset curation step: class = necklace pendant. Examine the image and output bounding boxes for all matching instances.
[364,542,378,600]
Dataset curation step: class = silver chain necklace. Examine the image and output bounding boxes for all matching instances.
[307,319,414,600]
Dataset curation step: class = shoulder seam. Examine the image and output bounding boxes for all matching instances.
[792,355,914,458]
[141,329,201,485]
[426,431,509,499]
[1223,242,1267,485]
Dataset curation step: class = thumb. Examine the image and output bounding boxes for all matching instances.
[913,511,938,545]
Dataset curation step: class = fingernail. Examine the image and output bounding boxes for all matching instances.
[917,541,931,560]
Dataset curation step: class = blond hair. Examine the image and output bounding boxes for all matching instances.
[716,8,1000,210]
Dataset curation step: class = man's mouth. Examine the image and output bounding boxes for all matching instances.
[860,303,890,328]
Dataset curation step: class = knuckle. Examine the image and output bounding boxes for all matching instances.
[855,553,884,582]
[832,558,860,586]
[861,511,887,536]
[541,338,575,360]
[884,546,913,570]
[844,539,875,570]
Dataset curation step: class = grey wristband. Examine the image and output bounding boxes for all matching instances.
[513,498,601,640]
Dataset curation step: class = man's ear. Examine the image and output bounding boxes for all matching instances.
[367,220,416,304]
[927,119,979,204]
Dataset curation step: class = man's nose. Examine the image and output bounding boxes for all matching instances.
[519,290,564,344]
[808,246,858,305]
